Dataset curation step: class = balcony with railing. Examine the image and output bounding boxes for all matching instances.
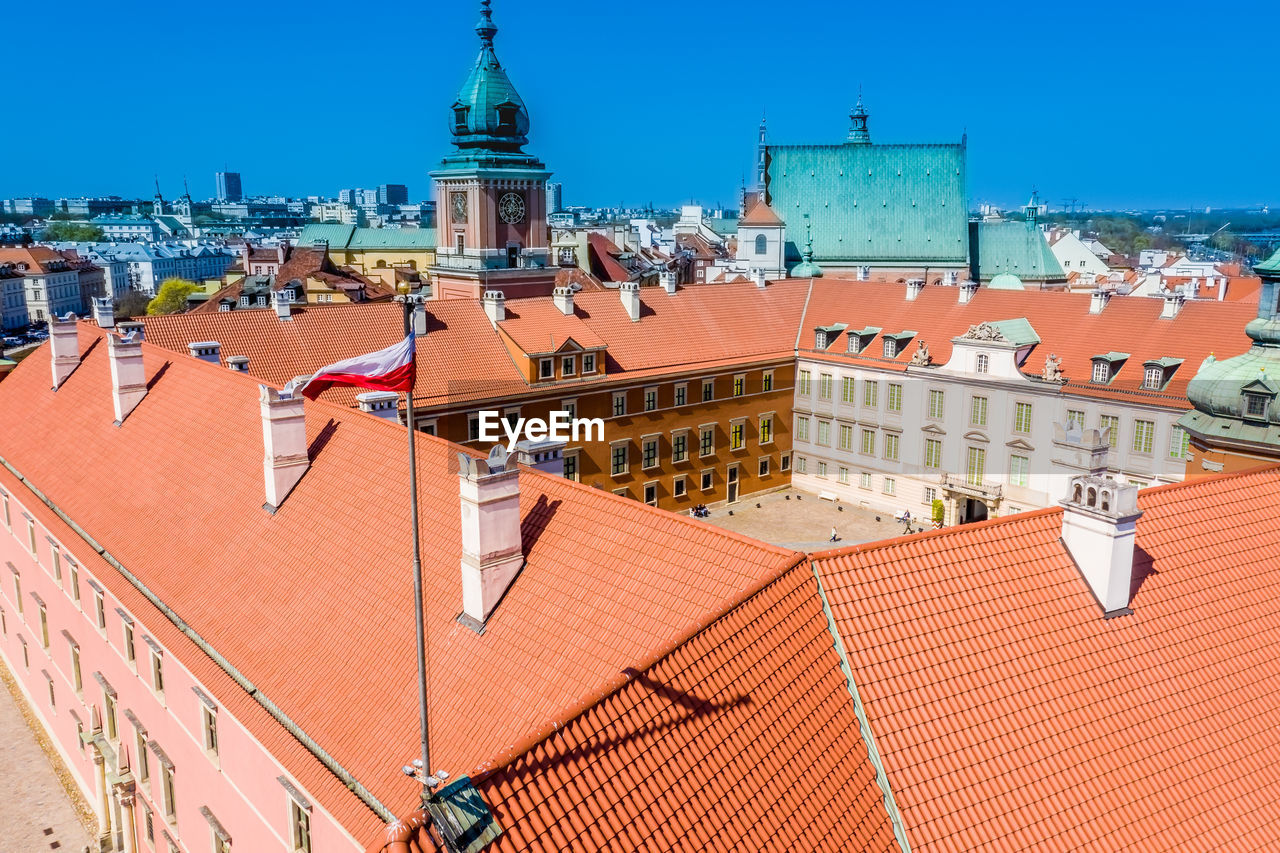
[940,471,1003,502]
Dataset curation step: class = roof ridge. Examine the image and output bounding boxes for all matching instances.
[1138,462,1280,496]
[810,505,1064,560]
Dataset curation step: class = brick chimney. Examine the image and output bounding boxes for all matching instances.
[226,356,250,373]
[108,330,147,425]
[259,385,309,513]
[959,280,979,304]
[481,290,506,327]
[1060,474,1143,616]
[552,286,574,315]
[357,391,400,421]
[92,297,114,329]
[273,290,292,321]
[49,315,80,390]
[457,447,523,629]
[187,341,221,366]
[619,281,641,322]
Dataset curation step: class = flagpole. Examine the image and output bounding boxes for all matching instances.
[400,287,432,803]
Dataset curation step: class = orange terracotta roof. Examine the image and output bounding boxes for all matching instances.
[0,245,67,274]
[498,299,607,354]
[368,563,897,853]
[0,326,809,840]
[810,465,1280,850]
[739,198,785,227]
[800,280,1256,408]
[586,232,635,283]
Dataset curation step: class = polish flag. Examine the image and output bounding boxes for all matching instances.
[299,331,416,400]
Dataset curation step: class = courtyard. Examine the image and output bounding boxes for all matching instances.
[698,487,928,551]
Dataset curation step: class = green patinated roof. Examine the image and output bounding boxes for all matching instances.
[989,318,1040,346]
[707,218,739,237]
[1146,356,1184,368]
[765,142,967,265]
[1093,351,1130,363]
[298,224,357,249]
[975,220,1064,282]
[298,224,437,251]
[1255,246,1280,274]
[449,0,530,153]
[988,272,1025,290]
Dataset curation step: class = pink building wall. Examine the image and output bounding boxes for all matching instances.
[0,482,364,852]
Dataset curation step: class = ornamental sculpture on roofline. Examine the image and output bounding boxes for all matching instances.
[1042,353,1066,383]
[910,340,932,366]
[962,322,1007,342]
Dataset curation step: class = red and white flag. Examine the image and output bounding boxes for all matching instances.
[298,331,416,400]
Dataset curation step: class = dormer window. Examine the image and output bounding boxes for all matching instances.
[496,102,518,131]
[1143,367,1163,389]
[453,105,469,132]
[847,334,862,354]
[1090,353,1128,384]
[1245,393,1270,419]
[539,358,553,380]
[239,295,249,307]
[884,338,897,358]
[1092,361,1109,383]
[976,353,989,374]
[815,330,827,349]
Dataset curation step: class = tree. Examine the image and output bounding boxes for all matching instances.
[114,291,152,319]
[931,499,945,526]
[146,278,199,315]
[42,221,105,242]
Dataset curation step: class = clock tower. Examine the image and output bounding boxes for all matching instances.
[429,0,556,299]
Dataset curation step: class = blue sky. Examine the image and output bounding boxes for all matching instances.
[4,0,1276,210]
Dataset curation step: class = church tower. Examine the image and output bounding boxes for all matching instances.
[153,177,165,217]
[846,95,871,146]
[430,0,556,300]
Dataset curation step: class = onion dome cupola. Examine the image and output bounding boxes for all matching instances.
[449,0,530,154]
[791,214,824,278]
[1180,247,1280,463]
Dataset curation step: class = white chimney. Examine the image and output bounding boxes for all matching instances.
[958,280,979,304]
[905,278,925,301]
[482,290,506,327]
[1160,291,1186,319]
[457,448,524,628]
[187,341,221,365]
[357,391,400,421]
[1089,289,1111,314]
[752,268,766,289]
[1060,475,1143,616]
[50,315,80,390]
[273,290,292,321]
[227,356,250,373]
[619,281,641,322]
[117,320,144,342]
[259,385,309,513]
[92,297,114,328]
[412,303,428,336]
[660,269,678,294]
[108,330,147,425]
[552,286,574,315]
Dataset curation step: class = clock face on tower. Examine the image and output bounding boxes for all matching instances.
[450,192,468,224]
[499,192,526,225]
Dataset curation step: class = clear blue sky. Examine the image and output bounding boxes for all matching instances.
[4,0,1276,210]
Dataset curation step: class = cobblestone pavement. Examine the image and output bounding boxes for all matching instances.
[698,487,925,551]
[0,661,94,853]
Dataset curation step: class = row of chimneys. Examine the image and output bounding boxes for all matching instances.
[898,280,1187,318]
[51,306,533,628]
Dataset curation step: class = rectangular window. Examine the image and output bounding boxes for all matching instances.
[702,379,714,402]
[561,355,575,376]
[839,424,853,451]
[1133,420,1155,454]
[887,383,902,413]
[1144,366,1162,389]
[780,454,791,472]
[52,549,62,587]
[610,443,628,475]
[762,371,773,392]
[539,358,553,379]
[838,466,849,484]
[797,370,811,396]
[970,396,988,427]
[123,622,136,665]
[733,375,746,397]
[612,392,626,417]
[860,429,875,456]
[563,452,579,482]
[1,491,8,530]
[468,414,480,442]
[758,457,770,477]
[38,603,49,648]
[28,519,37,556]
[730,422,745,450]
[699,428,714,457]
[796,416,809,442]
[817,461,828,478]
[643,483,657,506]
[674,384,687,407]
[928,390,945,419]
[69,642,81,692]
[144,805,155,843]
[151,650,165,695]
[104,691,118,740]
[795,457,807,474]
[884,338,898,358]
[12,571,21,616]
[1010,454,1030,487]
[841,377,855,404]
[673,476,687,498]
[925,438,942,469]
[1169,426,1190,459]
[966,447,986,487]
[859,472,872,490]
[700,470,713,490]
[582,353,596,374]
[1014,402,1033,434]
[642,437,658,469]
[560,400,576,421]
[817,420,831,447]
[923,486,937,505]
[672,433,688,463]
[1100,415,1120,448]
[67,561,79,606]
[1067,409,1085,429]
[95,592,106,631]
[817,374,832,400]
[863,381,878,408]
[884,433,900,461]
[883,477,896,495]
[1092,361,1110,383]
[162,763,177,820]
[759,416,773,444]
[644,387,658,411]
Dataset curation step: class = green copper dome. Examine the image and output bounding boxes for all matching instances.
[449,1,530,153]
[791,216,824,278]
[988,272,1025,290]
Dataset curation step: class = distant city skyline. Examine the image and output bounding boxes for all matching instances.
[3,0,1276,210]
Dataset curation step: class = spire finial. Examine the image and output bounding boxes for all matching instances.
[476,0,497,49]
[847,90,871,145]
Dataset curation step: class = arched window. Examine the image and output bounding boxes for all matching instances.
[1087,487,1097,507]
[375,259,387,268]
[1101,491,1111,512]
[754,234,767,255]
[1073,484,1083,503]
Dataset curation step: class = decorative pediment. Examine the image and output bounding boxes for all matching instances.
[921,423,947,435]
[1006,438,1036,451]
[962,322,1007,342]
[963,430,990,443]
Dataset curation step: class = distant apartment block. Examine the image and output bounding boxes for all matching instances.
[376,184,408,206]
[215,171,243,203]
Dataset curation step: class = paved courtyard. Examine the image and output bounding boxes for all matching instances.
[699,487,926,551]
[0,663,93,853]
